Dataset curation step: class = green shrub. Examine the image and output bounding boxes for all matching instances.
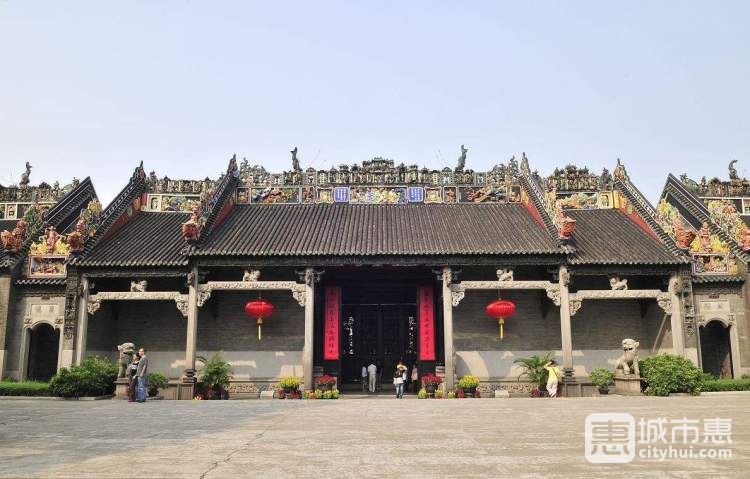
[701,378,750,392]
[147,372,168,397]
[457,375,480,389]
[49,357,118,398]
[199,352,232,391]
[0,380,50,396]
[589,368,615,390]
[640,354,703,396]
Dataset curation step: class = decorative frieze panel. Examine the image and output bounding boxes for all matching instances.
[450,279,560,307]
[567,289,671,316]
[87,291,189,317]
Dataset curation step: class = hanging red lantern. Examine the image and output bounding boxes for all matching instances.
[486,299,516,339]
[245,299,275,340]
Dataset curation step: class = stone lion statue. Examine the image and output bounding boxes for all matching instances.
[130,280,147,292]
[242,270,261,282]
[497,269,514,282]
[609,277,628,290]
[117,342,135,378]
[615,338,640,376]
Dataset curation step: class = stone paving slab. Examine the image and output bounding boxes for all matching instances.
[0,395,748,478]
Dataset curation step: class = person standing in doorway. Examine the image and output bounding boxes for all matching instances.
[135,347,149,403]
[544,360,561,398]
[367,361,377,393]
[361,365,368,392]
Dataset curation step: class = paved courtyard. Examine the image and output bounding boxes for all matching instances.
[0,394,748,478]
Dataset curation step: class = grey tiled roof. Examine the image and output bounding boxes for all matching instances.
[567,209,687,265]
[193,203,562,257]
[78,212,189,267]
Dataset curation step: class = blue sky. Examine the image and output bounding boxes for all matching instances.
[1,1,748,205]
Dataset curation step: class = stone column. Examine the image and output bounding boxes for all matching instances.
[0,275,12,379]
[184,268,199,375]
[442,266,455,391]
[558,266,574,374]
[668,275,686,356]
[74,276,90,365]
[302,267,315,391]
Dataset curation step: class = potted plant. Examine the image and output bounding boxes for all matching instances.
[279,376,301,395]
[421,373,442,397]
[514,352,553,397]
[589,368,615,395]
[146,372,168,398]
[198,352,232,400]
[457,375,480,397]
[315,374,337,391]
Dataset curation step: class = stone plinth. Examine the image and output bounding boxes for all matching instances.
[114,378,130,399]
[177,379,196,400]
[614,374,642,396]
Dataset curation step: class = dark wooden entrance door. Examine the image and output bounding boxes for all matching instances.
[341,304,417,384]
[27,324,59,381]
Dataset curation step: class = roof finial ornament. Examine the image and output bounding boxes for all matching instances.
[456,144,467,171]
[520,152,530,175]
[19,162,32,188]
[729,160,738,180]
[613,158,629,182]
[291,147,301,172]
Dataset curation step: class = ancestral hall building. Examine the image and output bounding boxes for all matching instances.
[0,153,747,397]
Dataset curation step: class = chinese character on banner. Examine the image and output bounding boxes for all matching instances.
[585,413,635,463]
[418,286,435,361]
[323,287,340,360]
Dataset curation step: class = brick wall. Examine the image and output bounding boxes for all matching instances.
[453,290,671,379]
[86,289,304,380]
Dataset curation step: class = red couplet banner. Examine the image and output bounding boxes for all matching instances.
[418,286,435,361]
[323,286,340,360]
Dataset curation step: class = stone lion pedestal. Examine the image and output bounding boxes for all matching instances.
[614,373,642,396]
[115,378,130,399]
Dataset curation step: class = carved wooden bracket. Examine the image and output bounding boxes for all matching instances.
[87,291,190,317]
[197,281,306,308]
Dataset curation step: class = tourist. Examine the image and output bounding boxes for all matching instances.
[393,367,405,399]
[135,347,149,403]
[361,364,368,392]
[410,363,419,393]
[544,360,561,398]
[367,361,377,393]
[127,351,140,402]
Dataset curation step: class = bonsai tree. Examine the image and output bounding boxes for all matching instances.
[589,368,615,394]
[199,352,232,399]
[513,352,553,390]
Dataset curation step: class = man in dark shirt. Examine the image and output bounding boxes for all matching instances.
[135,347,148,403]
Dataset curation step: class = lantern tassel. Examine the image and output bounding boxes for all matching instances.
[257,317,263,341]
[499,318,505,340]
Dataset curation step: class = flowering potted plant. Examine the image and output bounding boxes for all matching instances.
[421,373,442,396]
[457,375,480,397]
[315,374,337,391]
[279,376,301,395]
